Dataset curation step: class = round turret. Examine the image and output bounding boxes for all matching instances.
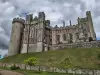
[8,18,25,56]
[12,18,25,25]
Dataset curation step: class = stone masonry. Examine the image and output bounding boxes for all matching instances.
[1,63,100,75]
[8,11,98,56]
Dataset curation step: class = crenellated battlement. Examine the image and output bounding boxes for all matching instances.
[79,18,87,22]
[12,18,25,25]
[51,24,77,30]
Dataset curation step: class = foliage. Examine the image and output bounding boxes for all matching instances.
[10,64,20,70]
[24,57,38,66]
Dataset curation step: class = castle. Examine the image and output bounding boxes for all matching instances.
[8,11,98,56]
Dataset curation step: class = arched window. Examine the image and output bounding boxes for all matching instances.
[56,35,60,44]
[89,37,93,42]
[57,35,60,41]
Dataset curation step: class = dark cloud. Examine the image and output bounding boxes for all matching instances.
[50,0,83,5]
[0,0,8,3]
[0,44,8,49]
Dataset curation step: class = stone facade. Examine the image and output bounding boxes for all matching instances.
[52,11,96,45]
[9,11,97,56]
[52,41,100,50]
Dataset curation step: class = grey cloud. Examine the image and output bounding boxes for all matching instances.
[0,0,8,3]
[80,2,86,12]
[0,49,8,56]
[0,0,100,56]
[50,0,83,5]
[93,3,100,18]
[1,20,12,36]
[0,34,9,49]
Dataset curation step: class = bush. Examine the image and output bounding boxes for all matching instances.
[10,64,20,70]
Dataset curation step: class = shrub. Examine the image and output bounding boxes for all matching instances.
[10,64,20,70]
[24,57,38,70]
[24,57,38,66]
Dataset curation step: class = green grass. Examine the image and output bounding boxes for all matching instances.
[1,48,100,69]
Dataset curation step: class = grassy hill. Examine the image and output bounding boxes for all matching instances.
[1,48,100,69]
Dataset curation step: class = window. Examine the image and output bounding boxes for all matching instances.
[57,35,60,41]
[69,34,73,40]
[16,26,17,28]
[63,34,66,41]
[56,35,60,44]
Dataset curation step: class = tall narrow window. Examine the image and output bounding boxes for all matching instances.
[63,34,66,41]
[69,34,73,40]
[56,35,60,44]
[69,34,73,43]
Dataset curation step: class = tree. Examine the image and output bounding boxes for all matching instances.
[24,57,38,70]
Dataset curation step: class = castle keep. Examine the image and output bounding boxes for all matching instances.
[8,11,98,56]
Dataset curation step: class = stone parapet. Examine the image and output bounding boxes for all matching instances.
[12,18,25,25]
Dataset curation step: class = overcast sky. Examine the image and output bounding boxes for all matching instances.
[0,0,100,56]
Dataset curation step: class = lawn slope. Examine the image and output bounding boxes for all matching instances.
[1,48,100,69]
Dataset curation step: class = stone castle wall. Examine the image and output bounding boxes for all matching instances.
[51,41,100,50]
[9,11,98,56]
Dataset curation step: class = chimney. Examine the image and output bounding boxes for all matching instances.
[63,20,65,27]
[70,20,72,26]
[77,17,80,25]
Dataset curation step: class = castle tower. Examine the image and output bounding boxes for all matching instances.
[26,14,33,22]
[45,20,50,27]
[36,12,45,52]
[86,11,96,40]
[8,18,25,56]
